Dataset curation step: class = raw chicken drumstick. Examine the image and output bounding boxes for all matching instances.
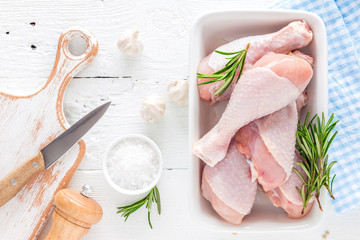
[235,89,309,191]
[202,140,257,225]
[194,52,313,167]
[197,20,313,104]
[235,52,312,191]
[265,150,315,218]
[236,101,298,191]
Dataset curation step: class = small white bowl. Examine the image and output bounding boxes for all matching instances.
[103,134,163,195]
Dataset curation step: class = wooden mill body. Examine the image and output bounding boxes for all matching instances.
[44,187,103,240]
[0,27,98,239]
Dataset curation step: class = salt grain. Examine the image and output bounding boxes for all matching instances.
[107,137,160,190]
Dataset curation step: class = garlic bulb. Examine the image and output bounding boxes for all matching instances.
[141,95,166,123]
[117,30,144,57]
[168,80,188,106]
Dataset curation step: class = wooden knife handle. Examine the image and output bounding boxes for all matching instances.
[0,152,45,207]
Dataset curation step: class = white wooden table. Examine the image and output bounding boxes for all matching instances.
[1,0,359,239]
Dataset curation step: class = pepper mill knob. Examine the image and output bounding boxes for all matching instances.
[81,184,92,197]
[44,185,103,240]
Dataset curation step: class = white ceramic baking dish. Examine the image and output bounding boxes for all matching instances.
[189,10,328,232]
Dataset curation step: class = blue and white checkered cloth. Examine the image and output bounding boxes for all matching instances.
[271,0,360,214]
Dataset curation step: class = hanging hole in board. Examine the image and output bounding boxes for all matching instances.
[67,36,88,57]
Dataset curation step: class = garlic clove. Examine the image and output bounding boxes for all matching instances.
[168,79,188,106]
[141,95,166,123]
[117,30,144,57]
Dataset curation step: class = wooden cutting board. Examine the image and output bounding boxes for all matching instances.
[0,27,98,239]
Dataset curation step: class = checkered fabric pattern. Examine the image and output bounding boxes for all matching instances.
[271,0,360,214]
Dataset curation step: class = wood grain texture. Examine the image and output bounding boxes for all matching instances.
[0,152,45,207]
[44,211,90,240]
[44,188,102,240]
[63,77,189,170]
[0,27,98,239]
[0,0,270,78]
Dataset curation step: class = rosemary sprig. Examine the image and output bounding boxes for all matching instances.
[197,43,250,96]
[294,111,338,214]
[116,186,161,229]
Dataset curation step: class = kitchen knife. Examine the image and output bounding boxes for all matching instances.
[0,101,111,207]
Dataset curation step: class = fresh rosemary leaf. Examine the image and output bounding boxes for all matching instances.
[295,111,338,214]
[214,50,243,55]
[293,166,306,183]
[116,186,161,229]
[197,43,250,96]
[196,79,222,85]
[148,212,152,229]
[154,186,161,214]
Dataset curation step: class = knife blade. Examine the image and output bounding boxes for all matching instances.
[0,101,111,207]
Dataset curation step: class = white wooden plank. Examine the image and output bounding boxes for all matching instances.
[0,76,189,170]
[63,77,188,170]
[0,0,271,78]
[38,170,360,240]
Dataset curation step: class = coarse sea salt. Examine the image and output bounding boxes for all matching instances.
[107,137,160,190]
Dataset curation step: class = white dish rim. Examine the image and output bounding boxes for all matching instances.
[188,9,328,233]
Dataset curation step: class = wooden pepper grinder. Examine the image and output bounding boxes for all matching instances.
[44,184,103,240]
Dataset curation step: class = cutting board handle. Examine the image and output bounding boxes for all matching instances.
[44,27,99,92]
